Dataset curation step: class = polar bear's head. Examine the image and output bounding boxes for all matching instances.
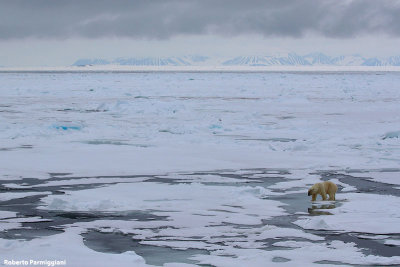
[308,184,318,196]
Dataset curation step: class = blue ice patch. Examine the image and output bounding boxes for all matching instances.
[382,131,400,140]
[209,124,222,129]
[52,125,82,131]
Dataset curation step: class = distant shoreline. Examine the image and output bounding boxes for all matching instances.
[1,65,400,73]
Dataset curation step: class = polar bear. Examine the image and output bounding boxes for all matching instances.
[308,181,338,201]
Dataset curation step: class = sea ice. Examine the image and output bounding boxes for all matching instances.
[40,182,286,224]
[1,72,400,178]
[340,171,400,186]
[382,130,400,139]
[1,71,400,266]
[0,191,51,201]
[192,239,400,266]
[294,193,400,234]
[0,227,148,267]
[385,239,400,246]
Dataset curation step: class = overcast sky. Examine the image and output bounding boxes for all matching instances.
[1,0,400,66]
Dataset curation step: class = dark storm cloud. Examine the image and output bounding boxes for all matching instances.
[0,0,399,39]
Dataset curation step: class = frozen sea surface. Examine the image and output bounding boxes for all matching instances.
[1,169,400,266]
[1,72,400,266]
[1,71,400,177]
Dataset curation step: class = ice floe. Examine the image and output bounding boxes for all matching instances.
[40,182,286,224]
[0,227,148,267]
[294,193,400,234]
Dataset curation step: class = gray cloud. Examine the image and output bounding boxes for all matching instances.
[1,0,399,40]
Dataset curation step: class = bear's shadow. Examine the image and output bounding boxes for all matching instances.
[308,202,336,216]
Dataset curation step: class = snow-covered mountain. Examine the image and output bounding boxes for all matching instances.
[73,58,111,66]
[362,56,400,66]
[303,53,334,65]
[332,55,365,66]
[72,53,400,67]
[114,57,191,66]
[222,53,311,66]
[73,56,210,67]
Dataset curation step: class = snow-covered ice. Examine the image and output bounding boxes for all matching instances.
[0,227,148,267]
[1,72,400,178]
[1,71,400,266]
[385,239,400,246]
[294,193,400,234]
[40,182,286,224]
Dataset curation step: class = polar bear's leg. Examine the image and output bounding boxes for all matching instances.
[328,193,335,201]
[311,194,317,201]
[321,191,327,201]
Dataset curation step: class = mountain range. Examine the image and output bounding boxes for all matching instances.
[73,53,400,67]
